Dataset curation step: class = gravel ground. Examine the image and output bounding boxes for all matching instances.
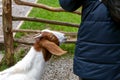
[41,56,79,80]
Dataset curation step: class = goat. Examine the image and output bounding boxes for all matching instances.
[0,29,67,80]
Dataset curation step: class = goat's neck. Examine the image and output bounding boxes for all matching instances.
[17,46,46,79]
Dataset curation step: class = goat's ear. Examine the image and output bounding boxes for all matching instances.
[41,40,67,56]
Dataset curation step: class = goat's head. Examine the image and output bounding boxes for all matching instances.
[34,29,67,61]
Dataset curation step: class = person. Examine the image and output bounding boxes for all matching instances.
[59,0,120,80]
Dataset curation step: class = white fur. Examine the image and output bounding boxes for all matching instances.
[0,47,45,80]
[0,29,66,80]
[42,29,66,44]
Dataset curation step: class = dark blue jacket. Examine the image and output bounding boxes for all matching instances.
[59,0,120,80]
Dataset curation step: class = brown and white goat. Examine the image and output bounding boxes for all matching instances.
[0,29,67,80]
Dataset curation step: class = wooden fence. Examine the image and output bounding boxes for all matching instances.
[1,0,81,66]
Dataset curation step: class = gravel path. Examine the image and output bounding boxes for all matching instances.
[0,0,37,36]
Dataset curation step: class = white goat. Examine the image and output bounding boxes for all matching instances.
[0,29,67,80]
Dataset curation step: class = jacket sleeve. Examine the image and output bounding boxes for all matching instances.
[59,0,83,12]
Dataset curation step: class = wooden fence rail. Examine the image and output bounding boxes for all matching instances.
[12,29,77,36]
[13,29,77,44]
[13,0,81,15]
[12,16,79,28]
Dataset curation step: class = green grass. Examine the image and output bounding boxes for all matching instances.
[20,0,80,31]
[16,0,81,54]
[14,48,27,63]
[0,64,8,71]
[0,48,26,71]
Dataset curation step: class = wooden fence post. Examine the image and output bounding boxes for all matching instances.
[0,0,14,66]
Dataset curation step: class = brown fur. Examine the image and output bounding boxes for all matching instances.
[34,32,67,61]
